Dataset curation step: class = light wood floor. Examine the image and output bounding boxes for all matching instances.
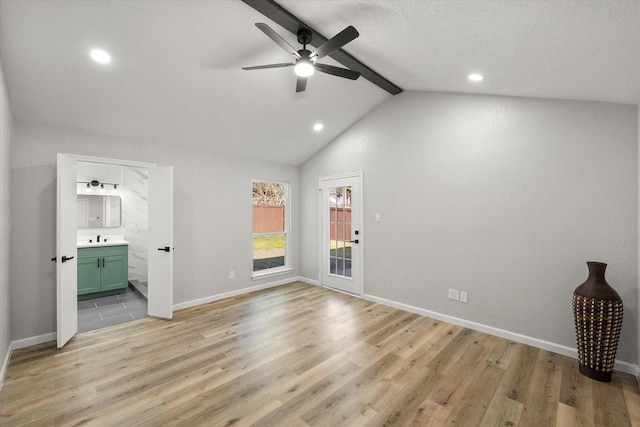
[1,282,639,426]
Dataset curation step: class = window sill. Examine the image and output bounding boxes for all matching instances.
[251,267,293,281]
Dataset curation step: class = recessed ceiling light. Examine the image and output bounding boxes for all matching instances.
[313,123,324,132]
[90,49,111,64]
[468,73,483,82]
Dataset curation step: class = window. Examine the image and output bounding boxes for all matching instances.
[252,180,289,275]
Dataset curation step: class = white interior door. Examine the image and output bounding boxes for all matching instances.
[56,153,78,347]
[320,173,362,295]
[148,166,174,318]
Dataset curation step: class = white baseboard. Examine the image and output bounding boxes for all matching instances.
[12,332,56,350]
[0,341,13,391]
[2,332,56,391]
[363,293,638,376]
[298,277,320,286]
[173,276,310,311]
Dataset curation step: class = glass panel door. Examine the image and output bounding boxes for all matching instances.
[329,186,352,278]
[320,174,362,295]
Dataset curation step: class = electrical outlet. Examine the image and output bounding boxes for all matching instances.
[448,289,459,301]
[460,291,468,303]
[229,271,235,279]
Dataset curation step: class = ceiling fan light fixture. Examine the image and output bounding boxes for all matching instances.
[294,60,314,77]
[244,23,361,92]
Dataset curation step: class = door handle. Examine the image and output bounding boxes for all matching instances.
[158,246,171,252]
[349,239,359,244]
[61,255,75,263]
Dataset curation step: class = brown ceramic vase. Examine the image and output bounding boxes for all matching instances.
[572,261,623,382]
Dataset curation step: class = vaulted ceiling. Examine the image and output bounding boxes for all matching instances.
[1,1,639,166]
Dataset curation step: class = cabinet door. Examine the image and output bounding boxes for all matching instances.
[101,255,128,291]
[77,257,101,295]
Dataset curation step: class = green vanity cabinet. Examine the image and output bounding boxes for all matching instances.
[77,245,128,296]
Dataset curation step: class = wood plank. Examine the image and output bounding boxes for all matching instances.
[519,350,563,426]
[480,394,524,427]
[300,352,401,424]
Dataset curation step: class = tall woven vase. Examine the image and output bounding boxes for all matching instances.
[572,262,623,382]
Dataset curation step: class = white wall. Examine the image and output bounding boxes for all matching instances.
[0,55,13,382]
[300,91,639,365]
[10,121,299,340]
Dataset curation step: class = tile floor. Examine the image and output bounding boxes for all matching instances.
[78,286,148,333]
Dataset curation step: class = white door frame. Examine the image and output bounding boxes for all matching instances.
[318,172,364,296]
[58,154,172,345]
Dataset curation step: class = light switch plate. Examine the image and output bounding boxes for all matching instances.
[460,291,468,303]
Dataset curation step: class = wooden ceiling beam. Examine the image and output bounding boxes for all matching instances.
[241,0,402,95]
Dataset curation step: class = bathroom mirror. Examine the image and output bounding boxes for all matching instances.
[77,195,121,228]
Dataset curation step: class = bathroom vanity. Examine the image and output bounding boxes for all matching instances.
[77,241,129,296]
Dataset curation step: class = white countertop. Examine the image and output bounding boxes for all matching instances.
[77,239,129,248]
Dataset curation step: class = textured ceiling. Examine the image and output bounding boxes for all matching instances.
[1,1,639,166]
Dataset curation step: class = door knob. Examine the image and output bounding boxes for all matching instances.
[349,239,359,244]
[61,255,75,263]
[158,246,171,252]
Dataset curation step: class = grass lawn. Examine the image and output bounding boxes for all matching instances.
[253,234,285,250]
[330,240,352,258]
[253,234,285,271]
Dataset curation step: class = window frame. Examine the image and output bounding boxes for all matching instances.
[251,179,292,279]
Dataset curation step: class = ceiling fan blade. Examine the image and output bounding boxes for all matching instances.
[296,76,307,92]
[314,63,361,80]
[242,63,294,70]
[255,23,302,59]
[310,26,359,60]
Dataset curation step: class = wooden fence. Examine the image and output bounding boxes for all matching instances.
[253,205,284,233]
[330,206,352,240]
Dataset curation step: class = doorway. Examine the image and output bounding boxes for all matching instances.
[76,162,149,333]
[56,153,174,347]
[320,173,363,295]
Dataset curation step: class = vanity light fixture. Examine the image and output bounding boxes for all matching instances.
[78,180,119,193]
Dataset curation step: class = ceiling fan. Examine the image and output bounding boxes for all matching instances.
[242,23,361,92]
